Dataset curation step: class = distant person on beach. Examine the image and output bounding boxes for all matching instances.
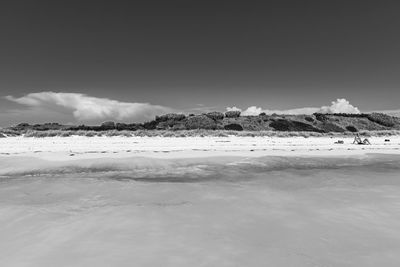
[353,133,371,145]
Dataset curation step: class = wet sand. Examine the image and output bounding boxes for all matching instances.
[0,154,400,266]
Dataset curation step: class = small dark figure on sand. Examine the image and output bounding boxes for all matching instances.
[353,133,371,145]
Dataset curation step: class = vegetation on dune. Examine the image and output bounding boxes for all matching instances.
[269,119,324,132]
[224,123,244,131]
[101,121,116,128]
[155,113,186,122]
[314,113,329,122]
[304,116,314,122]
[0,128,20,136]
[184,115,217,130]
[8,129,400,138]
[205,111,224,121]
[2,112,400,137]
[318,122,346,133]
[225,110,241,118]
[366,113,398,127]
[345,125,358,132]
[115,123,142,131]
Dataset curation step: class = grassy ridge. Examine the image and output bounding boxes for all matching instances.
[1,112,400,137]
[2,129,400,138]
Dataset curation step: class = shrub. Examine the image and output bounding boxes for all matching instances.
[155,113,186,122]
[184,115,217,130]
[0,133,5,138]
[319,122,345,133]
[142,120,158,130]
[160,131,176,137]
[269,120,290,131]
[13,123,31,131]
[224,123,244,131]
[83,131,98,137]
[115,123,128,130]
[67,125,86,131]
[366,113,396,127]
[346,125,358,132]
[115,123,139,131]
[305,116,314,122]
[205,111,224,121]
[31,124,62,131]
[43,122,62,126]
[100,121,116,130]
[24,130,60,137]
[60,131,72,137]
[156,121,173,130]
[154,114,187,130]
[270,119,323,132]
[259,112,266,116]
[330,113,368,118]
[0,128,20,136]
[172,123,186,131]
[46,130,63,137]
[104,130,132,137]
[101,121,115,127]
[16,123,30,127]
[225,110,241,118]
[314,113,328,122]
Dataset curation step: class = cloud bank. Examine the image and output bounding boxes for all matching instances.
[5,93,393,127]
[227,99,360,116]
[5,92,172,123]
[370,109,400,117]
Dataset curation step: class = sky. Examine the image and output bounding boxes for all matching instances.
[0,0,399,126]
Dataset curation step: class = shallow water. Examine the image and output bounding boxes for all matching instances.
[1,154,400,266]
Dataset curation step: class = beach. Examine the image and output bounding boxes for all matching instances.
[2,0,400,265]
[1,136,400,266]
[1,135,400,161]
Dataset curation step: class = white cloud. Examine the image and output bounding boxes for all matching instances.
[227,98,360,115]
[5,92,172,123]
[319,99,360,114]
[226,106,242,112]
[241,106,263,116]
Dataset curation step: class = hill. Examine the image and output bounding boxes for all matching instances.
[2,112,400,136]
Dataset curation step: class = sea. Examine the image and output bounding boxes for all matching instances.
[1,154,400,266]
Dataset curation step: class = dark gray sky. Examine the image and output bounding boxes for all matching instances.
[0,0,399,125]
